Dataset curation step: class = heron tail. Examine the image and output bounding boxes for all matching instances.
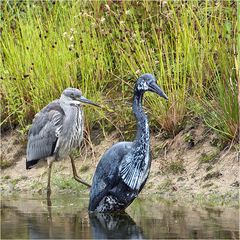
[26,159,39,170]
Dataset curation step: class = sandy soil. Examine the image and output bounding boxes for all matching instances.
[1,120,239,206]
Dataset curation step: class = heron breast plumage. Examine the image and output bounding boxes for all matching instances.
[56,104,83,158]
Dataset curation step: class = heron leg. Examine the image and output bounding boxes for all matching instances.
[70,155,91,188]
[37,166,48,188]
[47,158,54,200]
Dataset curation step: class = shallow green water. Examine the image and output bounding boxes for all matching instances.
[1,194,239,239]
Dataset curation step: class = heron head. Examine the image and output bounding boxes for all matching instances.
[135,73,168,100]
[61,88,100,107]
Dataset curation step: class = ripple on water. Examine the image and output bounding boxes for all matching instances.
[1,195,239,239]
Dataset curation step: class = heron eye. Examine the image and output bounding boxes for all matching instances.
[70,93,74,98]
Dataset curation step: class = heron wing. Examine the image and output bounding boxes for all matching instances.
[26,100,65,164]
[89,142,132,211]
[119,150,150,190]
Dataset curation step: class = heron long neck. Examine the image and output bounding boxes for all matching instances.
[132,91,149,144]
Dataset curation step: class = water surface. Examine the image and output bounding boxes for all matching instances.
[1,194,239,239]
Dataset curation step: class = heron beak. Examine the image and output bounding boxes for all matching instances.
[78,96,101,107]
[149,82,168,100]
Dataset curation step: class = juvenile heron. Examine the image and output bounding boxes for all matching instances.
[26,88,99,197]
[89,74,168,212]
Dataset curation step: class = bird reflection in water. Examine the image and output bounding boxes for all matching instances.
[89,212,144,239]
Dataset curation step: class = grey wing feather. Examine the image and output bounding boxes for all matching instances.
[119,156,142,190]
[89,142,132,211]
[119,152,149,190]
[26,100,65,161]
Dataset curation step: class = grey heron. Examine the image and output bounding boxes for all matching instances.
[26,88,100,197]
[88,74,168,212]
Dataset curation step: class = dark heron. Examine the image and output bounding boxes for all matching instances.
[26,88,99,197]
[89,73,168,212]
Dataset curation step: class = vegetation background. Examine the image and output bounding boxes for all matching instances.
[1,0,239,144]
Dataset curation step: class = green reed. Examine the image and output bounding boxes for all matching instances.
[0,1,238,142]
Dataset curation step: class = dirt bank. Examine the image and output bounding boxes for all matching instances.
[1,119,239,207]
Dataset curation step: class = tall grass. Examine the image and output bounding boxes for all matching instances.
[202,76,238,140]
[0,1,238,142]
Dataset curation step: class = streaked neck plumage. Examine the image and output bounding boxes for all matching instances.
[118,86,151,191]
[132,89,149,144]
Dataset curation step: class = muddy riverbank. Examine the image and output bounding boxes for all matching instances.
[1,120,239,207]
